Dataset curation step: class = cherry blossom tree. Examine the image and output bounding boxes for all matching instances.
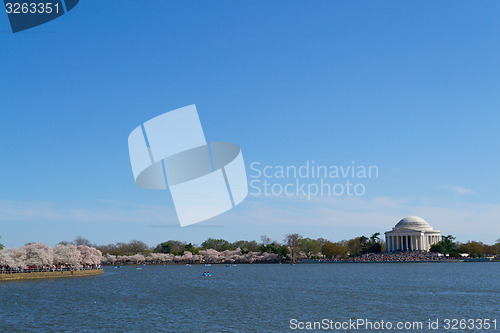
[53,244,81,266]
[221,248,242,263]
[243,251,260,263]
[174,251,194,263]
[102,253,117,264]
[0,248,26,268]
[77,245,102,266]
[22,243,53,267]
[191,254,202,262]
[129,253,145,263]
[199,248,222,263]
[147,253,174,263]
[0,243,103,268]
[259,252,279,262]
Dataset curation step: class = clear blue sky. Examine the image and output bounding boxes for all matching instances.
[1,1,499,247]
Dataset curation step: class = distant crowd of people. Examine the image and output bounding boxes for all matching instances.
[0,264,102,274]
[321,251,461,262]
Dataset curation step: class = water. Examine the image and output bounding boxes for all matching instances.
[0,263,498,332]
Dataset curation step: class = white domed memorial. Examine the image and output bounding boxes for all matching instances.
[385,216,441,252]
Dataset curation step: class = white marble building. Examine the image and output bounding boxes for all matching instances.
[385,216,441,252]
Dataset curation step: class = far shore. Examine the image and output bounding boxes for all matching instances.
[103,257,498,266]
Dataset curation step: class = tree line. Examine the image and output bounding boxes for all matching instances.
[1,234,499,266]
[89,233,389,262]
[0,242,102,268]
[429,235,500,258]
[94,233,500,260]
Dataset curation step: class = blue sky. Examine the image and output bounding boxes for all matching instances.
[1,1,500,247]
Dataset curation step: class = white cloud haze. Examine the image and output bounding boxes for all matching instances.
[1,194,499,245]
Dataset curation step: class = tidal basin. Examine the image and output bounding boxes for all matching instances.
[1,262,498,332]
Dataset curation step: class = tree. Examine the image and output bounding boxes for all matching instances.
[0,243,101,268]
[201,238,233,251]
[232,240,246,251]
[316,238,328,248]
[321,241,347,258]
[346,237,363,257]
[429,242,444,254]
[0,235,4,250]
[127,240,150,255]
[153,240,186,255]
[247,241,260,252]
[321,242,335,258]
[482,244,496,256]
[260,242,280,254]
[370,233,380,243]
[430,235,457,255]
[367,242,382,254]
[260,235,272,246]
[74,236,92,246]
[129,253,146,263]
[458,241,484,257]
[77,245,102,265]
[96,240,151,256]
[185,243,197,254]
[22,243,53,266]
[0,248,25,267]
[199,248,222,263]
[278,245,290,260]
[284,234,301,262]
[232,240,259,254]
[299,238,320,259]
[442,235,456,252]
[53,244,81,266]
[358,236,369,253]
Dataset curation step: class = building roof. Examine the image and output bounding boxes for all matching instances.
[389,216,437,232]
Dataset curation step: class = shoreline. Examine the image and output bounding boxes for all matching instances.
[0,268,103,282]
[103,259,498,266]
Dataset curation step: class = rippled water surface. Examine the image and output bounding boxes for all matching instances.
[1,263,498,332]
